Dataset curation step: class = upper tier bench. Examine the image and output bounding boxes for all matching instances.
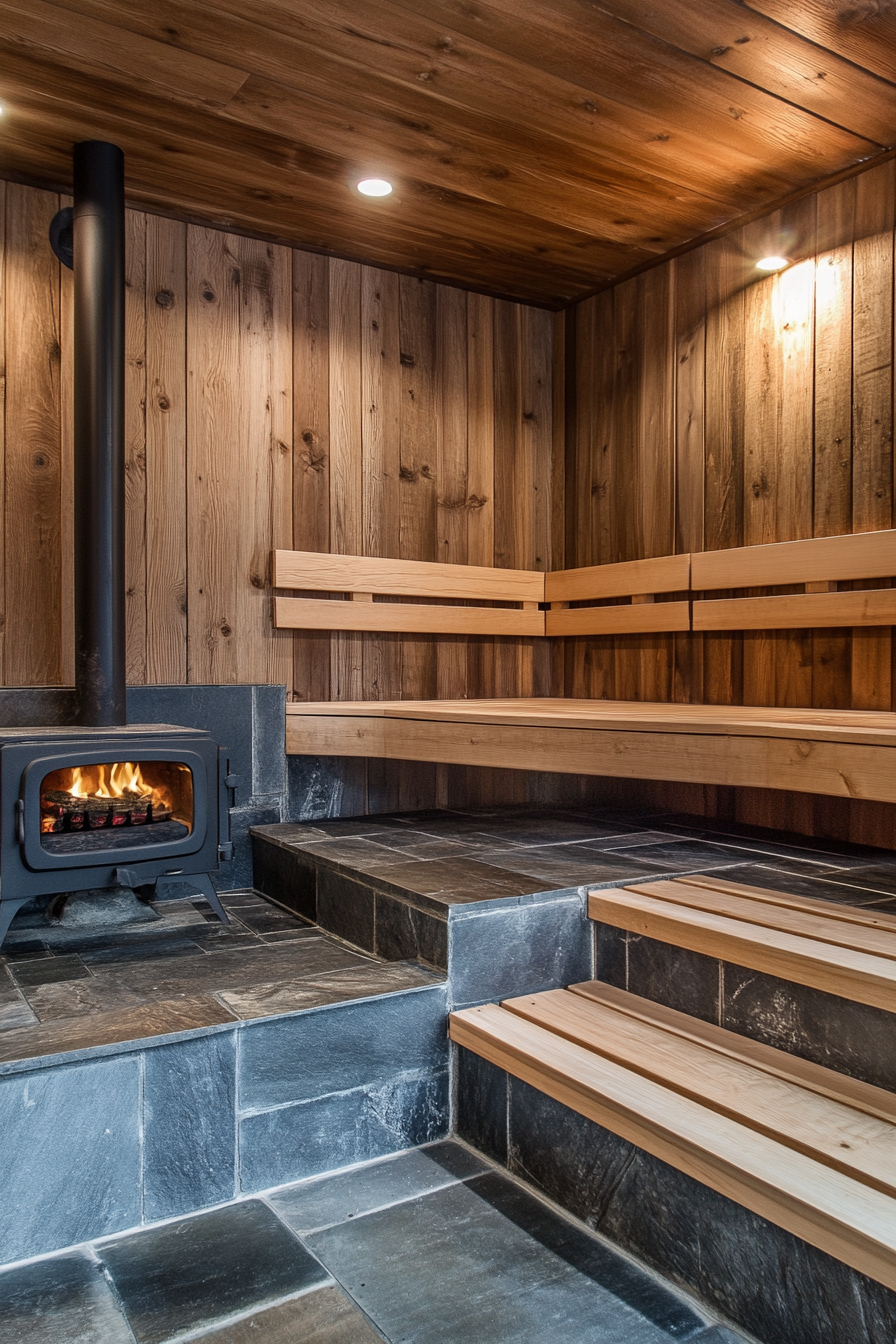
[276,531,896,802]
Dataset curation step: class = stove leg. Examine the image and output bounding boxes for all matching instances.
[189,874,230,926]
[0,897,32,949]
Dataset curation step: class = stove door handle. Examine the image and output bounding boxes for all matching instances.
[14,799,25,846]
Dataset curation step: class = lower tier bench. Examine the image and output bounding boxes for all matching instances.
[286,698,896,803]
[449,982,896,1292]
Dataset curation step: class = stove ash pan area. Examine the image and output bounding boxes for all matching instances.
[0,724,237,944]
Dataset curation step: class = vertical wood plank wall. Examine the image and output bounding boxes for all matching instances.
[0,181,563,810]
[566,158,896,847]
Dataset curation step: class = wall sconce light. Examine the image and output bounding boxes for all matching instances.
[756,256,790,272]
[357,179,393,197]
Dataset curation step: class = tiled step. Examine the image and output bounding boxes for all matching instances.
[449,985,896,1293]
[588,875,896,1010]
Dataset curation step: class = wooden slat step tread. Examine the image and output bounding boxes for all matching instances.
[448,987,896,1291]
[587,877,896,1012]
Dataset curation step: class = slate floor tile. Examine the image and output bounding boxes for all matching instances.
[817,863,896,900]
[0,1251,134,1344]
[79,938,206,966]
[270,1141,486,1234]
[218,961,439,1019]
[99,1199,329,1344]
[595,840,746,872]
[306,1171,707,1344]
[715,863,890,905]
[11,955,91,987]
[193,1286,384,1343]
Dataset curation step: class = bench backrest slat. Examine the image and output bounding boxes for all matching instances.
[546,553,690,602]
[691,529,896,590]
[274,549,544,603]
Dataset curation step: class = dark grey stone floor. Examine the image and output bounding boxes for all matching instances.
[0,890,438,1063]
[0,1140,748,1344]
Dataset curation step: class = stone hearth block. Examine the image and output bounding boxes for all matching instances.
[100,1199,327,1344]
[239,1068,450,1190]
[143,1029,238,1222]
[375,892,448,968]
[721,964,896,1092]
[448,893,593,1009]
[0,1055,140,1262]
[317,867,375,950]
[238,984,448,1110]
[0,1250,134,1343]
[454,1042,509,1166]
[625,932,722,1024]
[504,1074,896,1344]
[594,921,627,989]
[251,833,317,921]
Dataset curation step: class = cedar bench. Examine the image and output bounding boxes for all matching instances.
[276,530,896,803]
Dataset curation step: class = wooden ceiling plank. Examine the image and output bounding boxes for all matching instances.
[380,0,878,166]
[745,0,896,86]
[0,0,248,106]
[0,62,641,300]
[222,74,731,250]
[44,0,824,210]
[585,0,896,145]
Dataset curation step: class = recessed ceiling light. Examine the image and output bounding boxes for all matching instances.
[357,178,393,197]
[756,256,789,271]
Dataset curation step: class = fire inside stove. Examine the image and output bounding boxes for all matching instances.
[40,760,193,851]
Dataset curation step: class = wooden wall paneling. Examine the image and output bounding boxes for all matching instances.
[851,161,894,719]
[702,232,745,708]
[612,277,641,703]
[291,249,330,704]
[435,284,469,703]
[812,178,855,714]
[124,209,147,685]
[526,304,554,698]
[328,258,363,706]
[774,197,817,721]
[550,308,567,698]
[398,275,439,808]
[242,235,293,686]
[186,226,241,683]
[672,246,706,705]
[465,290,497,717]
[145,215,188,685]
[636,263,675,703]
[3,184,63,685]
[361,265,402,812]
[58,193,75,688]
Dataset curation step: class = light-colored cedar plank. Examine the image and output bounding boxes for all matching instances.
[503,988,896,1195]
[694,588,896,631]
[569,981,896,1125]
[124,208,147,685]
[186,225,240,683]
[145,214,187,685]
[546,553,690,602]
[680,873,896,934]
[275,596,544,636]
[4,184,63,685]
[285,711,896,802]
[285,696,896,743]
[274,548,544,603]
[465,291,495,570]
[587,888,896,1011]
[493,299,529,703]
[814,178,855,542]
[449,1004,896,1293]
[435,286,469,702]
[674,248,705,559]
[291,248,330,704]
[328,257,363,704]
[625,877,896,962]
[545,601,690,636]
[692,529,896,590]
[525,305,555,701]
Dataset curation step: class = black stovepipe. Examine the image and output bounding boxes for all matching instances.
[72,140,127,728]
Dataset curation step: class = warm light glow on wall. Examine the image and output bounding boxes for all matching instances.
[757,256,789,271]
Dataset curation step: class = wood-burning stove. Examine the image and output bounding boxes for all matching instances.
[0,141,237,945]
[0,725,236,943]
